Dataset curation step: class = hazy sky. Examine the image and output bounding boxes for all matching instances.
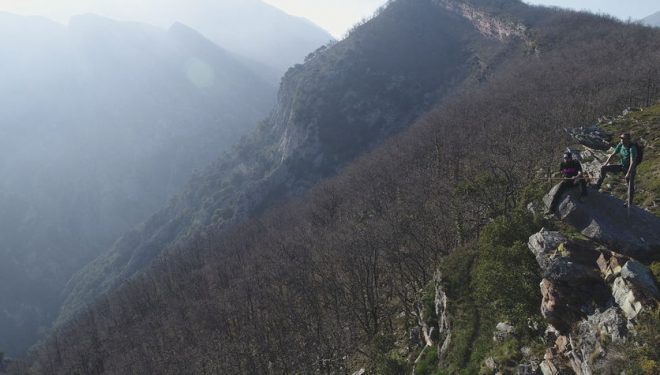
[0,0,658,37]
[265,1,659,36]
[524,1,659,21]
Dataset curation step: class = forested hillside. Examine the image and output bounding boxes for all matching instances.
[0,13,275,356]
[9,0,660,373]
[57,0,516,328]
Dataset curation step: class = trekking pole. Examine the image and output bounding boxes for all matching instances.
[536,175,593,182]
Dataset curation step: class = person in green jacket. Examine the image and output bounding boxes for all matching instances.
[594,133,638,206]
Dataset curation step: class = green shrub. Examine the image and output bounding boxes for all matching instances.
[369,333,410,375]
[415,346,440,375]
[435,207,542,373]
[649,262,660,284]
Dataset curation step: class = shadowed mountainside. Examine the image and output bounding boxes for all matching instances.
[55,0,524,332]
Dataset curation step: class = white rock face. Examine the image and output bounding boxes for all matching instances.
[612,277,643,320]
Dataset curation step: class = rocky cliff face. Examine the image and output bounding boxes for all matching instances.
[414,177,659,375]
[529,226,658,374]
[527,114,660,374]
[406,106,660,375]
[433,0,530,42]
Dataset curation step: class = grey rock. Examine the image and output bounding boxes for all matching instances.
[352,369,366,375]
[546,187,660,262]
[540,360,560,375]
[528,229,567,270]
[567,308,627,375]
[540,275,611,334]
[528,230,601,282]
[540,279,581,332]
[612,277,643,320]
[579,149,609,183]
[485,357,497,370]
[596,252,628,282]
[567,126,612,151]
[434,272,452,362]
[621,260,660,300]
[543,258,601,284]
[493,322,515,342]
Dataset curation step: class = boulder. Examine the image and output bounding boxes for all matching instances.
[566,307,628,375]
[484,357,497,371]
[543,257,601,284]
[540,360,560,375]
[541,335,576,375]
[540,279,580,332]
[578,149,609,182]
[621,260,660,301]
[596,252,629,282]
[545,187,660,263]
[611,277,643,320]
[566,126,612,151]
[528,229,567,271]
[493,322,515,342]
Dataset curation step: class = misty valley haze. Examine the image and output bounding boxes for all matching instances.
[1,0,335,81]
[0,2,332,356]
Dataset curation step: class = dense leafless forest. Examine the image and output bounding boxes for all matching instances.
[9,1,659,373]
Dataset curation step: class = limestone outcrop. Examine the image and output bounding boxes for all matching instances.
[530,188,659,373]
[528,226,658,373]
[544,185,660,263]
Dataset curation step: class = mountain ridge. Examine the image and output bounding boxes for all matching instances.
[55,0,522,330]
[642,10,660,27]
[68,0,335,79]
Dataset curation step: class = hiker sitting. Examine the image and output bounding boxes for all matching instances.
[594,132,638,207]
[548,152,587,214]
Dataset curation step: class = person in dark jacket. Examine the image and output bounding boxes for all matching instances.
[548,151,587,214]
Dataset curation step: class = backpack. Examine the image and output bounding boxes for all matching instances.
[632,142,644,165]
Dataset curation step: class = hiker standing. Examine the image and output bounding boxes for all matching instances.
[549,152,588,213]
[594,133,639,206]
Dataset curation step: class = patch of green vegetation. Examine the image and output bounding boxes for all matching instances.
[650,263,660,284]
[415,346,443,375]
[620,307,660,375]
[369,333,411,375]
[435,206,544,374]
[478,338,521,374]
[599,104,660,216]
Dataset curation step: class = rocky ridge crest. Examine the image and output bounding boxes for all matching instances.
[527,113,659,374]
[408,108,659,375]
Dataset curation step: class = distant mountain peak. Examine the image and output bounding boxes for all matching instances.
[168,21,215,45]
[641,10,660,27]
